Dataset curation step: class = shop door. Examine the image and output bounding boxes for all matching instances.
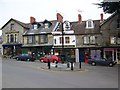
[79,49,84,62]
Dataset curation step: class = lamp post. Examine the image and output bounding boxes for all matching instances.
[61,21,70,68]
[61,22,65,63]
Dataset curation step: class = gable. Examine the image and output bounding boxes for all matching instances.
[1,18,28,30]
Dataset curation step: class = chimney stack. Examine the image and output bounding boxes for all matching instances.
[30,16,36,24]
[78,14,82,24]
[100,13,103,22]
[56,13,63,22]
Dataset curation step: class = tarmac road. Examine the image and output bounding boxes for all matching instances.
[2,58,118,88]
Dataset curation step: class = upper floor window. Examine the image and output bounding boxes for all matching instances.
[117,19,120,28]
[117,33,120,44]
[65,37,70,44]
[54,39,56,44]
[90,36,96,44]
[10,24,14,30]
[15,34,17,43]
[83,36,89,44]
[83,36,96,44]
[27,36,35,44]
[7,35,9,43]
[60,37,64,44]
[86,19,94,29]
[39,35,48,44]
[10,34,14,43]
[110,36,116,44]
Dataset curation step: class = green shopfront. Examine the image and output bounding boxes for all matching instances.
[22,45,53,60]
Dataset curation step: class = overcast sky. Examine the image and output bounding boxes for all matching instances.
[0,0,111,35]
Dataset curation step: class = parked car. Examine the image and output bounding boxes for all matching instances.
[88,57,117,67]
[14,54,35,61]
[39,54,61,63]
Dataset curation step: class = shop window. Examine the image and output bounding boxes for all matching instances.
[117,49,120,62]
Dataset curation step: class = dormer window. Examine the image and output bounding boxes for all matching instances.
[43,19,52,29]
[33,24,38,29]
[63,21,71,31]
[45,23,49,29]
[86,19,94,29]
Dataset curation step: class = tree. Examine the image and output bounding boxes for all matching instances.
[96,1,120,14]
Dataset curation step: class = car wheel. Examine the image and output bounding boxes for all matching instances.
[109,63,113,67]
[16,58,19,61]
[27,58,30,61]
[91,62,96,66]
[41,60,44,63]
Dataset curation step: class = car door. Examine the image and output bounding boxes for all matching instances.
[100,58,106,65]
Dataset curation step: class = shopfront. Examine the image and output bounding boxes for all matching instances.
[2,43,22,56]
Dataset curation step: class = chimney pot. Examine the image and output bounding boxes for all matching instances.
[56,13,63,22]
[30,16,36,24]
[100,13,103,22]
[78,14,82,24]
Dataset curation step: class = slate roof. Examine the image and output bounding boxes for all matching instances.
[23,20,58,35]
[71,20,101,35]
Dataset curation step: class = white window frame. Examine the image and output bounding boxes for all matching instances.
[83,36,89,44]
[33,24,38,29]
[90,36,96,44]
[86,19,94,29]
[44,23,49,29]
[110,36,116,44]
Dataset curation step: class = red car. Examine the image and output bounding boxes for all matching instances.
[39,54,61,63]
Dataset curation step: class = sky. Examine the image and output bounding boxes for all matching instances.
[0,0,111,35]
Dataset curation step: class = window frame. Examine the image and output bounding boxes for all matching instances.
[27,36,35,44]
[65,37,70,44]
[83,36,89,44]
[86,19,94,29]
[10,24,14,30]
[39,35,48,44]
[90,36,96,44]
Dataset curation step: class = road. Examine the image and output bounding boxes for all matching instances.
[2,58,118,88]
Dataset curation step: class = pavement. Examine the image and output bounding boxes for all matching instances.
[35,60,88,72]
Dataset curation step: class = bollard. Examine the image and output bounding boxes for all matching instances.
[79,61,81,69]
[71,62,73,71]
[67,62,70,68]
[48,60,50,69]
[55,61,58,68]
